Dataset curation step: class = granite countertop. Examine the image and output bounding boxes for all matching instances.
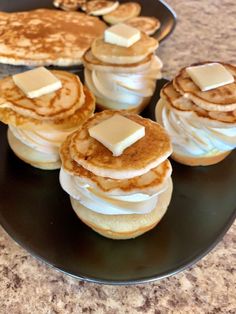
[0,1,236,313]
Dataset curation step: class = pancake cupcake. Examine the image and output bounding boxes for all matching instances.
[59,110,172,239]
[0,67,95,169]
[155,62,236,166]
[83,23,162,113]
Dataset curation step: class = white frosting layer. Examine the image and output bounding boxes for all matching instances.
[156,99,236,157]
[9,125,72,157]
[85,55,162,109]
[59,168,168,215]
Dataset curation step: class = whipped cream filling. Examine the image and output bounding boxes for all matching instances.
[156,99,236,157]
[85,55,162,108]
[59,168,168,215]
[9,125,73,157]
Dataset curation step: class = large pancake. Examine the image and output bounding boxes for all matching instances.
[162,81,236,125]
[0,86,95,131]
[69,110,172,179]
[173,62,236,112]
[0,71,85,120]
[91,32,158,64]
[60,133,172,195]
[0,9,106,66]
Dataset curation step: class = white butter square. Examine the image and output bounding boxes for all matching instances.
[104,23,141,48]
[12,67,62,98]
[186,63,234,91]
[89,114,145,156]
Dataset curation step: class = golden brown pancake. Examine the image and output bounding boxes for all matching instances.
[173,62,236,112]
[82,1,119,16]
[91,32,158,64]
[83,50,154,73]
[103,2,141,24]
[0,85,95,131]
[126,16,161,35]
[60,133,172,195]
[0,70,85,120]
[162,81,236,125]
[69,110,172,179]
[0,9,106,66]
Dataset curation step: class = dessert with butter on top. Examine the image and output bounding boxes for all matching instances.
[155,62,236,166]
[0,67,95,169]
[59,110,173,239]
[83,23,162,113]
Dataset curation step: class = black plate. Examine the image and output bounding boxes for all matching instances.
[0,0,176,43]
[0,79,236,285]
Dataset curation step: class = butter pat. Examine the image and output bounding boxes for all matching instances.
[186,63,234,91]
[12,67,62,98]
[104,23,141,48]
[89,114,145,156]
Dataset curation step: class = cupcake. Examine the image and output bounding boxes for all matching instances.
[83,23,162,113]
[59,110,172,239]
[155,62,236,166]
[0,67,95,169]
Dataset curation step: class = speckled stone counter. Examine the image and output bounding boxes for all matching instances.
[0,1,236,313]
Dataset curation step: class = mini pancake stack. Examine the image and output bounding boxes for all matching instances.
[0,70,95,169]
[59,110,173,239]
[0,9,106,66]
[83,31,162,113]
[155,62,236,166]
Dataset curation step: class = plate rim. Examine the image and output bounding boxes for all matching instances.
[157,0,177,42]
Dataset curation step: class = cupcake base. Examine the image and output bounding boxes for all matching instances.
[70,178,173,240]
[96,96,152,114]
[7,128,61,170]
[171,150,232,166]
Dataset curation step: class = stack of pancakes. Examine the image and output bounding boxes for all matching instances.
[59,110,173,239]
[155,62,236,166]
[83,32,162,113]
[0,9,106,66]
[0,71,95,169]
